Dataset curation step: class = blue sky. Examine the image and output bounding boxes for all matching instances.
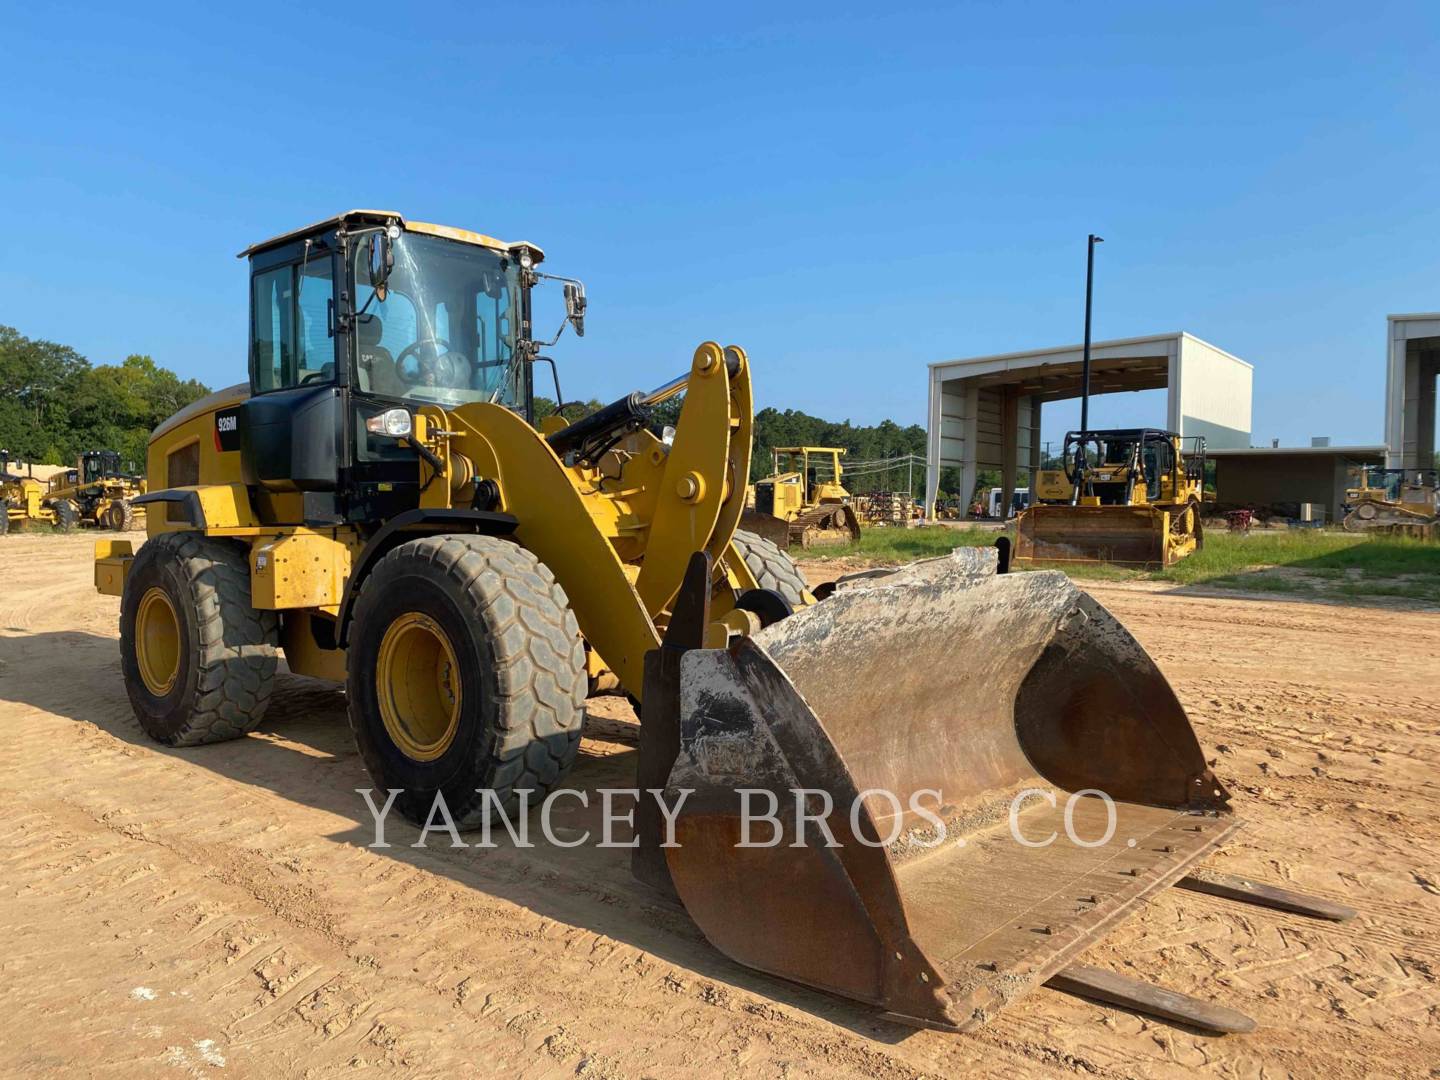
[2,1,1436,449]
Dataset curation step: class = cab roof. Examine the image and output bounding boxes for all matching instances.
[237,209,545,263]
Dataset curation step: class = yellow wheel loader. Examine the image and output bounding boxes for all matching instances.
[44,450,147,531]
[741,445,862,549]
[1016,428,1207,567]
[95,211,1348,1035]
[1343,466,1437,538]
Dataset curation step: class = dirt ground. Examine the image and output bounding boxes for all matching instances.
[1,533,1436,1078]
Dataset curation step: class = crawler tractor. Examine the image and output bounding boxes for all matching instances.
[1016,428,1207,567]
[96,211,1348,1034]
[742,445,862,548]
[1343,466,1437,538]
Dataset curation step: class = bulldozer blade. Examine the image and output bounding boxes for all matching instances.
[1015,504,1199,568]
[739,509,796,551]
[658,549,1234,1031]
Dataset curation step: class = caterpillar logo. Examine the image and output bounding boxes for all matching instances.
[214,407,243,452]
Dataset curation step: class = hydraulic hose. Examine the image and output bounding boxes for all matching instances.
[545,349,740,458]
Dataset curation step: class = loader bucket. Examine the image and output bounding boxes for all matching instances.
[658,549,1233,1031]
[1014,503,1201,568]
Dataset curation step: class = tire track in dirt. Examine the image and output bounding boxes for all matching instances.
[1,535,1437,1078]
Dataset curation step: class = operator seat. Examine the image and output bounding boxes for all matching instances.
[356,316,405,397]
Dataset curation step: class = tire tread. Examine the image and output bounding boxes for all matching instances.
[348,535,586,825]
[129,531,279,746]
[730,529,808,608]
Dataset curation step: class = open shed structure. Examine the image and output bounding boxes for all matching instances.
[925,332,1253,518]
[1386,313,1439,471]
[1211,445,1387,523]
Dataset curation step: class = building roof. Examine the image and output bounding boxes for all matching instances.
[929,331,1253,374]
[1208,445,1387,458]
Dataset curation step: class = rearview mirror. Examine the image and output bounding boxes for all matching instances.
[367,232,393,300]
[564,281,586,337]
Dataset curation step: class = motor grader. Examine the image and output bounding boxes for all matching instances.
[44,449,146,530]
[1342,465,1437,538]
[0,451,50,534]
[95,211,1348,1035]
[741,445,862,549]
[1016,428,1207,567]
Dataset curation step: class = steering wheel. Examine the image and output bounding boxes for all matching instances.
[395,339,464,388]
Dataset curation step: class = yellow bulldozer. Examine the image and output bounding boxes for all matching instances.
[1343,466,1437,538]
[94,211,1348,1035]
[44,449,147,530]
[741,445,862,549]
[1016,428,1208,567]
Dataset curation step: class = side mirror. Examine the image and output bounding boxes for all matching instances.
[478,269,504,299]
[367,232,393,300]
[564,281,587,338]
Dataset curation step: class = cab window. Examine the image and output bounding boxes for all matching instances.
[349,230,522,407]
[252,256,336,392]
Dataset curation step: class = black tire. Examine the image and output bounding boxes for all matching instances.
[346,535,587,827]
[120,531,280,745]
[731,529,808,608]
[106,500,137,531]
[53,499,78,531]
[0,509,9,536]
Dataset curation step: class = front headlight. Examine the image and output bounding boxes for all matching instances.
[365,407,413,437]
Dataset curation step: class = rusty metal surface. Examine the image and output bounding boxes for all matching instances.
[657,548,1235,1031]
[1177,869,1358,922]
[1047,963,1257,1034]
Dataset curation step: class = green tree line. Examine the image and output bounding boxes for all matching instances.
[538,394,978,498]
[0,325,211,468]
[5,323,1082,503]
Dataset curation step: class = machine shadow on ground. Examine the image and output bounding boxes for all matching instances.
[0,629,925,1046]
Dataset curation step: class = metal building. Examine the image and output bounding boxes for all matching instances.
[1385,313,1439,470]
[924,332,1253,518]
[1210,444,1387,523]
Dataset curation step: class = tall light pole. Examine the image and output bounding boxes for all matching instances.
[1071,233,1104,507]
[1079,233,1103,432]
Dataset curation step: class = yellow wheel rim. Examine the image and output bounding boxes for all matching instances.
[376,612,462,762]
[136,587,181,696]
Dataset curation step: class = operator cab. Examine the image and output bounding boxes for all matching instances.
[1063,429,1205,505]
[81,449,134,486]
[235,210,586,525]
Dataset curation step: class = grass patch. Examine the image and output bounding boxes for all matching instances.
[793,524,1440,605]
[790,526,999,564]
